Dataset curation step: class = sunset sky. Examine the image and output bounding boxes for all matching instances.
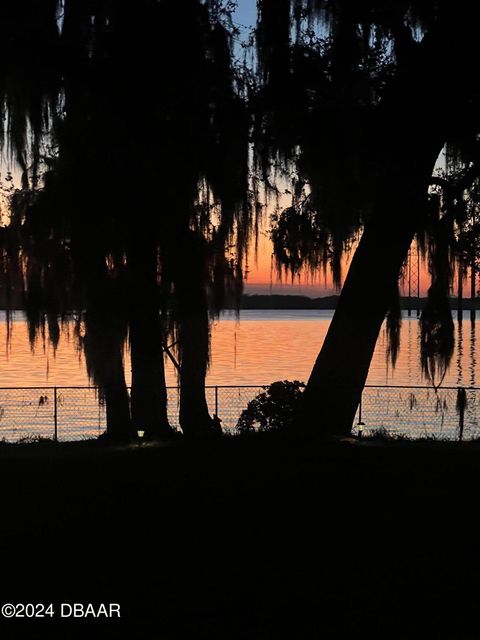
[243,215,432,297]
[232,1,432,298]
[244,222,347,296]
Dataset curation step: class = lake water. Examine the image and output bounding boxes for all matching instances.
[0,310,478,441]
[0,310,476,388]
[209,310,478,388]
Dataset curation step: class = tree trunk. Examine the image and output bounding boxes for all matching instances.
[83,309,133,442]
[297,217,416,436]
[173,231,213,437]
[293,86,446,435]
[178,308,212,436]
[128,244,174,439]
[103,378,132,441]
[129,309,173,439]
[93,341,132,441]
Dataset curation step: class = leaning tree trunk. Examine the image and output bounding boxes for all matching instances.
[298,219,415,435]
[294,158,444,437]
[173,231,213,437]
[128,243,174,439]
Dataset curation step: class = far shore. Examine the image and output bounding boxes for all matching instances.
[234,294,480,310]
[0,293,479,312]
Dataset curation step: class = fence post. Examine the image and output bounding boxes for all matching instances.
[54,386,58,442]
[215,386,219,416]
[356,390,364,438]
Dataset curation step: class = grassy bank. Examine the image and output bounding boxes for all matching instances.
[0,434,479,637]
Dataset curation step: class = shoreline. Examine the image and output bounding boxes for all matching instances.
[1,293,480,313]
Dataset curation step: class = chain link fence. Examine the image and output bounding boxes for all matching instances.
[352,385,480,441]
[0,387,55,443]
[0,384,477,442]
[0,387,107,443]
[0,385,268,442]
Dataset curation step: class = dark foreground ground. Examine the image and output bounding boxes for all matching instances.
[1,433,480,638]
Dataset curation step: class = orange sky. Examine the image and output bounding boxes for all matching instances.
[244,225,432,297]
[244,230,342,296]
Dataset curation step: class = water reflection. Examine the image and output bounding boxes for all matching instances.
[0,310,478,388]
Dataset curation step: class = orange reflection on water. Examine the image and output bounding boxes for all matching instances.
[0,311,476,390]
[0,315,88,387]
[203,311,478,388]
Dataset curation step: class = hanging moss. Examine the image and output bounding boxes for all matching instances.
[0,0,254,387]
[0,0,479,391]
[254,0,480,379]
[386,285,401,368]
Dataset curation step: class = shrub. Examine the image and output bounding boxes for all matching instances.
[236,380,304,434]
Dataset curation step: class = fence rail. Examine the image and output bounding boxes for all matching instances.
[0,384,477,443]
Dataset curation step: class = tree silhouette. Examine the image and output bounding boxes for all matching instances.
[253,0,480,434]
[0,0,251,440]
